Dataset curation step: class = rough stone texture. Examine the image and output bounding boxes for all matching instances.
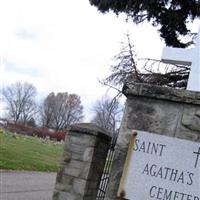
[105,83,200,200]
[53,123,111,200]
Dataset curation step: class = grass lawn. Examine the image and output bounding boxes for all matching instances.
[0,129,64,172]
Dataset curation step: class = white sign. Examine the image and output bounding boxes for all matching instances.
[161,27,200,92]
[123,131,200,200]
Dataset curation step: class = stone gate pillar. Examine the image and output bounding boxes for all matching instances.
[105,83,200,200]
[53,123,111,200]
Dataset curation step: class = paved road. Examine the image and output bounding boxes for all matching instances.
[0,171,56,200]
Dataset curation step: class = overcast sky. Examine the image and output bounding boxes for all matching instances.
[0,0,199,121]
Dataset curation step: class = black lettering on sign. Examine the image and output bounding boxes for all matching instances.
[187,172,194,186]
[156,167,163,178]
[177,172,184,184]
[133,139,139,151]
[142,163,194,186]
[169,168,178,182]
[157,187,163,200]
[133,139,166,157]
[142,163,150,175]
[194,196,199,200]
[174,191,179,200]
[163,167,171,180]
[149,186,157,198]
[179,192,187,200]
[150,164,158,177]
[149,186,199,200]
[163,189,173,200]
[193,147,200,168]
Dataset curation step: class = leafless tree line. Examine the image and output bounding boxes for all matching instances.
[1,82,123,136]
[91,95,123,137]
[1,82,84,130]
[40,92,83,130]
[2,82,37,124]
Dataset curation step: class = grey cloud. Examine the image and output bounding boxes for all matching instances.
[15,29,37,40]
[3,59,40,77]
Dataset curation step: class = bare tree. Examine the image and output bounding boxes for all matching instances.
[40,92,84,130]
[103,34,190,90]
[40,92,55,128]
[91,95,123,137]
[2,82,38,124]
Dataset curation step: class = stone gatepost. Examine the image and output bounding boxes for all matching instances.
[53,123,111,200]
[105,83,200,200]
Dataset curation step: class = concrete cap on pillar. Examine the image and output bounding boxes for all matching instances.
[69,123,112,141]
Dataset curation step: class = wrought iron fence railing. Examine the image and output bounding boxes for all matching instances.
[96,140,116,200]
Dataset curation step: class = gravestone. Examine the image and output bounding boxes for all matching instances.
[161,27,200,91]
[105,83,200,200]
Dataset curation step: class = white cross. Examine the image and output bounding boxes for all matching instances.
[161,27,200,91]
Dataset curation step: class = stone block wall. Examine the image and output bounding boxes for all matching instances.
[105,83,200,200]
[53,123,111,200]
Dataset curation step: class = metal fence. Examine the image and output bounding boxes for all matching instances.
[96,136,117,200]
